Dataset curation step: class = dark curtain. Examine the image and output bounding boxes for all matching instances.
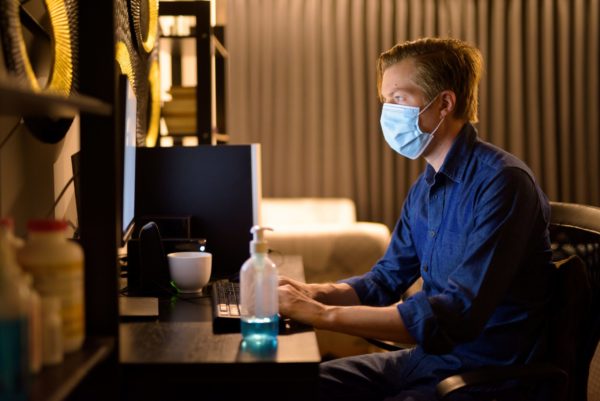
[227,0,600,229]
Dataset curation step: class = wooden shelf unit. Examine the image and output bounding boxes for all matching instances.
[0,1,121,400]
[29,337,115,401]
[159,0,212,144]
[0,80,112,118]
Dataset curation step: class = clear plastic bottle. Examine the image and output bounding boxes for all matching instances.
[0,218,25,251]
[17,220,85,353]
[0,219,43,374]
[41,297,63,366]
[0,222,30,400]
[239,226,278,347]
[22,274,42,374]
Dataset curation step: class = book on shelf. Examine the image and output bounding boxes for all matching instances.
[163,116,196,134]
[162,98,196,116]
[162,85,198,135]
[168,86,196,99]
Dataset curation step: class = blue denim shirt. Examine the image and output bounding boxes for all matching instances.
[344,123,555,367]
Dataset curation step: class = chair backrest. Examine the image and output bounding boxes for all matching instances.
[549,202,600,401]
[547,255,590,401]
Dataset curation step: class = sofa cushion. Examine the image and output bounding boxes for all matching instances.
[262,198,390,283]
[262,198,357,226]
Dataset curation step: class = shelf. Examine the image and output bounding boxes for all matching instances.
[160,34,196,39]
[159,1,212,144]
[213,133,229,143]
[29,336,115,401]
[0,81,112,118]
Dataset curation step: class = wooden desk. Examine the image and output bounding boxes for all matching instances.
[120,255,321,400]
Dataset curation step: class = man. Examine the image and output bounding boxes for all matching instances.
[278,38,555,400]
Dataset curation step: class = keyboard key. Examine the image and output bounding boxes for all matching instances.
[212,280,243,332]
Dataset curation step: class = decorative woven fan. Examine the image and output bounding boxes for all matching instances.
[128,0,158,54]
[115,0,161,146]
[0,0,79,143]
[116,40,135,85]
[145,55,160,147]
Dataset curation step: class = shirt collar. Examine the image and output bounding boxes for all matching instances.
[425,123,477,185]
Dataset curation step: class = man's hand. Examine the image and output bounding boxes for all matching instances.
[278,276,317,299]
[278,275,361,305]
[278,282,327,326]
[276,275,415,343]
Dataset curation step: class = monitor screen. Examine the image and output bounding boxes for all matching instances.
[135,144,262,280]
[71,76,137,246]
[121,75,137,243]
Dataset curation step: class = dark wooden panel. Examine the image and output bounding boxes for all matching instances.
[120,256,320,400]
[78,1,120,340]
[29,337,114,401]
[0,81,111,117]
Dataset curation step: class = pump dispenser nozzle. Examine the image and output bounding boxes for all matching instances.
[240,225,279,343]
[250,225,273,254]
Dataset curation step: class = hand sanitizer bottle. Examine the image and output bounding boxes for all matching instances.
[0,222,30,400]
[240,226,278,347]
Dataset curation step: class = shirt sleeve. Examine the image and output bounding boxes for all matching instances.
[340,191,422,306]
[397,167,546,354]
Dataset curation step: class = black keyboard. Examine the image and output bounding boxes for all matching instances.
[211,279,242,333]
[210,279,293,334]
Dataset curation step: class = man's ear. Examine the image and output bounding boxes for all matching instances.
[439,90,456,118]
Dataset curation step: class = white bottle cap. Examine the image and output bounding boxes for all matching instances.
[250,225,273,254]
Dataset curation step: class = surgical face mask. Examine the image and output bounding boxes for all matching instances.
[380,95,444,160]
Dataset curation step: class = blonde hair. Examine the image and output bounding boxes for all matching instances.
[377,37,483,122]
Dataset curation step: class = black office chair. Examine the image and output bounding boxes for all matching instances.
[369,201,600,401]
[544,202,600,401]
[437,201,600,401]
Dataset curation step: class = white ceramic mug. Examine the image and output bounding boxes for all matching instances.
[167,252,212,293]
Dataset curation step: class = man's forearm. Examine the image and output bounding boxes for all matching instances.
[315,304,416,344]
[310,282,361,305]
[278,281,414,343]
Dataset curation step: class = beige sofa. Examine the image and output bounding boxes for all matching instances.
[262,198,391,357]
[262,198,390,283]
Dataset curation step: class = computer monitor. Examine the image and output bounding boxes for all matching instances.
[118,74,137,245]
[71,75,137,245]
[135,144,262,280]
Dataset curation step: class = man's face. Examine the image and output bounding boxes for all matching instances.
[380,59,440,134]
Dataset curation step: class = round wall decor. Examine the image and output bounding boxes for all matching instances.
[0,0,78,143]
[128,0,158,54]
[115,40,135,85]
[145,56,160,147]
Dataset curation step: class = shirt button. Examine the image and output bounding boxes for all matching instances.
[429,230,436,237]
[423,265,428,272]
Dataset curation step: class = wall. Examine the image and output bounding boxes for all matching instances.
[227,0,600,228]
[215,0,227,24]
[0,1,79,238]
[0,111,79,238]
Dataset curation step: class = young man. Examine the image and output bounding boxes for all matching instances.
[278,38,555,400]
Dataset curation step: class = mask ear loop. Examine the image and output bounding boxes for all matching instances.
[429,115,446,137]
[431,92,451,137]
[416,93,443,135]
[418,93,441,115]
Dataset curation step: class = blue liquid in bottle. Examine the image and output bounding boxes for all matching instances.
[241,315,279,356]
[241,315,279,348]
[0,319,29,401]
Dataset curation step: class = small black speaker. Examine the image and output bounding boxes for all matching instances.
[127,224,208,295]
[128,222,172,296]
[134,215,191,239]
